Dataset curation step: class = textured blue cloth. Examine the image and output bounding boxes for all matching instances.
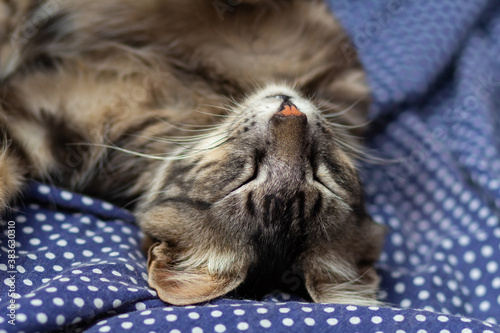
[2,0,500,332]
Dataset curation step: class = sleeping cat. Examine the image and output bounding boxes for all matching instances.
[0,0,385,305]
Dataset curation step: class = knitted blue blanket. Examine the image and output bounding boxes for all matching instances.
[1,0,500,332]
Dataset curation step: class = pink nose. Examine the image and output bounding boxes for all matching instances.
[276,102,304,117]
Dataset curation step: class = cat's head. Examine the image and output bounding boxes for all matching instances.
[138,84,386,306]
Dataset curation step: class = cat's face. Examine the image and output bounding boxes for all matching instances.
[138,84,386,306]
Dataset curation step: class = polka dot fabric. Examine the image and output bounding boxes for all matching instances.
[1,0,500,331]
[0,181,497,333]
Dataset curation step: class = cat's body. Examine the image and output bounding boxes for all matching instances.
[0,0,385,305]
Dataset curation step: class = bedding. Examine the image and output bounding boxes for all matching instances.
[1,0,500,332]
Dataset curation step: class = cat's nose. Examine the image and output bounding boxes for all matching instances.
[271,100,307,124]
[275,100,305,117]
[269,101,309,160]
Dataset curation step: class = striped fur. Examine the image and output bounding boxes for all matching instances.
[0,0,385,305]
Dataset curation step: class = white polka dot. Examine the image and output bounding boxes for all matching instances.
[413,276,425,286]
[349,317,361,325]
[188,312,200,319]
[191,328,203,333]
[34,265,45,272]
[464,251,476,264]
[40,224,53,232]
[214,324,226,332]
[436,315,449,322]
[38,185,51,194]
[61,191,73,200]
[234,309,245,315]
[394,315,405,322]
[418,290,430,300]
[53,297,64,306]
[279,308,290,313]
[94,298,104,308]
[31,299,43,306]
[346,305,357,311]
[143,318,155,325]
[133,302,145,311]
[35,213,47,221]
[260,319,271,328]
[56,314,65,325]
[372,316,382,324]
[23,279,33,286]
[470,268,482,280]
[304,318,315,326]
[327,318,338,326]
[400,298,412,308]
[480,300,491,312]
[166,314,177,322]
[475,285,487,297]
[92,236,104,243]
[416,314,426,322]
[30,238,41,246]
[236,322,248,330]
[393,250,406,263]
[282,318,294,326]
[324,307,335,313]
[74,298,85,307]
[211,310,222,317]
[394,282,406,294]
[36,313,48,324]
[99,326,111,333]
[102,202,114,210]
[459,235,471,246]
[57,239,68,247]
[43,252,56,260]
[76,238,86,244]
[82,196,94,205]
[257,308,268,314]
[121,322,133,329]
[113,299,122,308]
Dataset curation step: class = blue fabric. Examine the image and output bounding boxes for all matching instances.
[2,0,500,332]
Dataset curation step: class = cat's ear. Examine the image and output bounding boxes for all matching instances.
[147,242,246,305]
[303,217,387,306]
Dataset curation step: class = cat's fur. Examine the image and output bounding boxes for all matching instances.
[0,0,385,305]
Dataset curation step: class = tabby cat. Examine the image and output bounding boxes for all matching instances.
[0,0,386,305]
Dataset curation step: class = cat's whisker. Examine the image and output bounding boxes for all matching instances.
[332,137,396,165]
[325,120,372,130]
[191,108,238,118]
[152,117,226,133]
[74,143,194,161]
[321,96,366,118]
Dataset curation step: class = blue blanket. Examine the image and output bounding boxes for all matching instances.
[1,0,500,332]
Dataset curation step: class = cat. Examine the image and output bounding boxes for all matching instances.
[0,0,386,305]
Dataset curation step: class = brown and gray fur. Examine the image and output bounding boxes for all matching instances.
[0,0,385,305]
